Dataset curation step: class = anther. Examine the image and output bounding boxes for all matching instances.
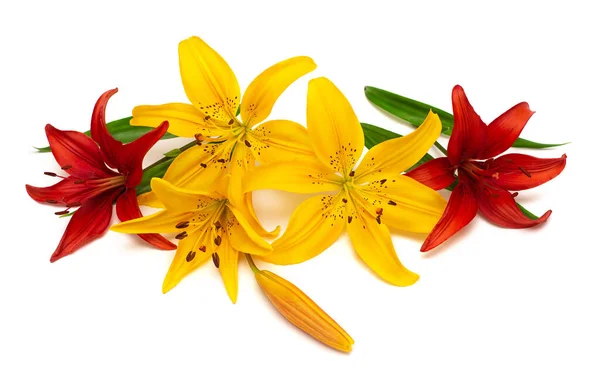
[518,166,532,178]
[54,209,69,216]
[45,199,58,204]
[175,221,189,229]
[214,221,222,229]
[74,179,85,184]
[61,165,72,170]
[186,251,196,262]
[228,119,234,125]
[212,252,220,268]
[199,245,207,252]
[388,200,397,206]
[217,159,225,163]
[194,133,203,145]
[200,163,207,168]
[342,198,348,203]
[214,235,222,246]
[204,115,211,121]
[348,216,353,224]
[349,171,355,177]
[175,231,188,240]
[376,216,381,224]
[44,172,58,177]
[66,202,81,208]
[375,208,383,216]
[244,140,252,147]
[380,179,387,184]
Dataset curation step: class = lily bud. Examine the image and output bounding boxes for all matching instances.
[254,270,353,352]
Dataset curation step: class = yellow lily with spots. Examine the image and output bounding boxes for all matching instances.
[111,177,272,303]
[244,77,447,286]
[131,36,316,225]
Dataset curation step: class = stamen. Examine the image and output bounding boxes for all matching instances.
[512,192,519,198]
[200,163,207,168]
[214,235,222,246]
[61,165,72,170]
[244,140,252,147]
[212,252,220,268]
[199,245,207,252]
[388,200,397,206]
[518,166,532,178]
[45,199,59,204]
[54,209,69,216]
[348,216,353,224]
[74,179,86,184]
[214,221,222,229]
[194,133,203,146]
[175,231,188,240]
[375,208,383,216]
[186,251,196,262]
[175,221,189,229]
[342,198,348,203]
[228,119,234,125]
[66,202,81,207]
[349,171,355,177]
[44,172,58,177]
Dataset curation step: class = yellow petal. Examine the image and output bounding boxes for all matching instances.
[150,178,221,213]
[229,144,280,238]
[178,36,240,122]
[137,191,164,209]
[243,157,342,195]
[131,103,220,138]
[354,111,442,181]
[216,235,239,303]
[226,205,272,256]
[307,77,364,175]
[241,56,316,126]
[111,209,191,234]
[246,120,315,165]
[255,269,353,352]
[264,194,346,265]
[355,174,446,233]
[162,225,213,293]
[346,194,420,286]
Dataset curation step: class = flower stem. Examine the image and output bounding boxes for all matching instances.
[434,141,448,156]
[142,140,197,172]
[244,253,260,274]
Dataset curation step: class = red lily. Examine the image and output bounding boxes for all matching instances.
[406,85,567,252]
[26,88,176,262]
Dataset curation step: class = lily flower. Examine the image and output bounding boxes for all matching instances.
[26,89,175,262]
[111,177,272,303]
[244,77,447,286]
[131,36,316,237]
[406,85,567,252]
[246,254,354,352]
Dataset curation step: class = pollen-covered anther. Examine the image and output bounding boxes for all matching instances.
[217,158,226,163]
[204,115,211,121]
[175,231,188,240]
[518,166,532,178]
[199,245,207,252]
[186,251,196,262]
[200,163,207,168]
[380,179,387,184]
[66,202,81,208]
[349,171,355,177]
[376,216,382,224]
[212,252,220,268]
[244,140,252,147]
[375,207,384,216]
[194,133,203,145]
[388,200,397,206]
[214,235,222,246]
[44,172,58,177]
[175,221,189,229]
[228,119,234,125]
[54,209,69,216]
[348,216,353,224]
[61,165,72,170]
[342,198,348,203]
[74,179,86,184]
[214,221,222,230]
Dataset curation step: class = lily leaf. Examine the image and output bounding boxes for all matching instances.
[364,86,568,149]
[360,122,539,219]
[136,157,175,196]
[35,116,177,153]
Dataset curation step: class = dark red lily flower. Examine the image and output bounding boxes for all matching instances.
[26,88,176,262]
[406,85,567,252]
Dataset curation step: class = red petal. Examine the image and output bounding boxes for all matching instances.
[26,177,98,205]
[45,124,116,179]
[476,185,551,228]
[405,157,456,190]
[120,121,170,187]
[447,85,487,165]
[50,188,122,262]
[479,102,534,159]
[421,175,479,252]
[115,188,176,250]
[487,153,567,191]
[90,88,125,169]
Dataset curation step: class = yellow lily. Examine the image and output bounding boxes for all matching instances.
[111,177,272,303]
[244,77,447,286]
[131,36,316,233]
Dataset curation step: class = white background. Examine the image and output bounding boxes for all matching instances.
[1,1,598,375]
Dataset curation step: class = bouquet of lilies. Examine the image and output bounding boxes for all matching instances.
[26,36,567,352]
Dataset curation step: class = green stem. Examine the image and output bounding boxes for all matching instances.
[142,140,196,172]
[244,253,260,273]
[434,141,448,156]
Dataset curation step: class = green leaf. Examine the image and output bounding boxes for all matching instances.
[361,121,539,219]
[35,116,177,153]
[136,157,175,196]
[163,148,182,158]
[364,86,568,149]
